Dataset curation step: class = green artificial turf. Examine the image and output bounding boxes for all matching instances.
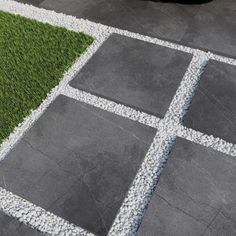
[0,10,93,144]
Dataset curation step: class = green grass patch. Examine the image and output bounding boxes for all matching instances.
[0,10,93,144]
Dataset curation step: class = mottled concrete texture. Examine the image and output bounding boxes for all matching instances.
[70,34,191,117]
[138,138,236,236]
[0,212,42,236]
[18,0,236,57]
[184,60,236,144]
[0,95,156,236]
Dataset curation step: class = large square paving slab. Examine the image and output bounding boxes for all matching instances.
[0,211,43,236]
[183,60,236,144]
[138,138,236,236]
[0,95,156,236]
[70,34,192,117]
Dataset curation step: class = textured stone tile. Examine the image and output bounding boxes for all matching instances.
[138,138,236,236]
[0,212,43,236]
[70,34,191,117]
[182,1,236,57]
[183,60,236,144]
[0,95,156,236]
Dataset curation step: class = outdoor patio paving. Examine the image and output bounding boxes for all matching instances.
[18,0,236,58]
[138,138,236,236]
[1,0,236,235]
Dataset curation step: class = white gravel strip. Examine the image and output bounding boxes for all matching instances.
[0,1,236,236]
[208,52,236,66]
[178,125,236,157]
[108,129,175,236]
[165,50,209,124]
[62,86,161,129]
[0,187,95,236]
[0,0,106,38]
